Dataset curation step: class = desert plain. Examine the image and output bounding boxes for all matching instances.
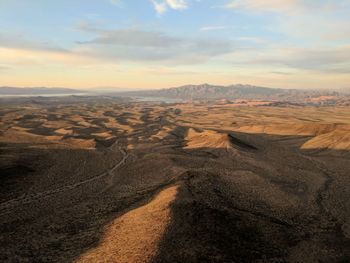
[0,96,349,262]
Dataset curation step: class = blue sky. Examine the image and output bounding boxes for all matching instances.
[0,0,349,89]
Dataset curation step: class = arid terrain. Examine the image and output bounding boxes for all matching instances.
[0,96,349,262]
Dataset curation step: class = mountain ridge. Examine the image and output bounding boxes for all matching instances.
[119,83,346,104]
[0,87,85,95]
[1,84,349,105]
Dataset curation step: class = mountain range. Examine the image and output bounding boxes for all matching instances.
[0,87,83,95]
[120,84,347,104]
[1,84,349,105]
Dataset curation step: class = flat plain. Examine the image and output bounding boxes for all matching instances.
[0,96,349,262]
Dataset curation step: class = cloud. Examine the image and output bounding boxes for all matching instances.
[109,0,188,14]
[136,66,201,76]
[166,0,188,9]
[225,0,302,13]
[224,0,348,14]
[150,0,167,14]
[231,45,350,74]
[273,12,350,42]
[200,26,227,32]
[109,0,122,6]
[0,32,68,53]
[279,46,350,73]
[225,0,350,16]
[76,26,235,64]
[0,25,235,67]
[0,31,96,67]
[225,0,350,42]
[150,0,188,14]
[77,28,181,47]
[0,64,12,71]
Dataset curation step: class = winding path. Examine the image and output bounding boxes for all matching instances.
[0,143,129,213]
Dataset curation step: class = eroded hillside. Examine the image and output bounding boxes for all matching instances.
[0,97,349,262]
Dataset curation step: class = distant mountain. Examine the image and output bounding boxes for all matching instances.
[153,84,286,99]
[0,87,85,95]
[120,83,346,103]
[2,85,348,105]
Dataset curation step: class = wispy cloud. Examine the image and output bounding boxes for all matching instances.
[225,0,302,13]
[225,0,350,42]
[226,0,350,14]
[150,0,168,14]
[1,0,349,89]
[0,32,68,53]
[76,26,234,64]
[76,24,181,47]
[150,0,188,14]
[109,0,123,6]
[166,0,188,9]
[230,45,350,74]
[200,26,227,32]
[0,64,12,71]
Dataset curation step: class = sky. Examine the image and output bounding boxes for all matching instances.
[0,0,349,90]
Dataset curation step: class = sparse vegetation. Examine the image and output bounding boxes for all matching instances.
[0,96,349,262]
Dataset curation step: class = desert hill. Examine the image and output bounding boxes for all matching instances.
[0,96,349,262]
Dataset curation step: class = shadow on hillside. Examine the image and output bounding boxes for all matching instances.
[0,141,178,262]
[0,130,349,263]
[150,132,349,262]
[151,172,297,263]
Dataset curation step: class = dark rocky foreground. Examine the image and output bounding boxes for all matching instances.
[0,98,349,262]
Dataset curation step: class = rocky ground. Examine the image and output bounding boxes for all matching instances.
[0,97,349,262]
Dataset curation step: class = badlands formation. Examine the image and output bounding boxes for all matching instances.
[0,96,349,262]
